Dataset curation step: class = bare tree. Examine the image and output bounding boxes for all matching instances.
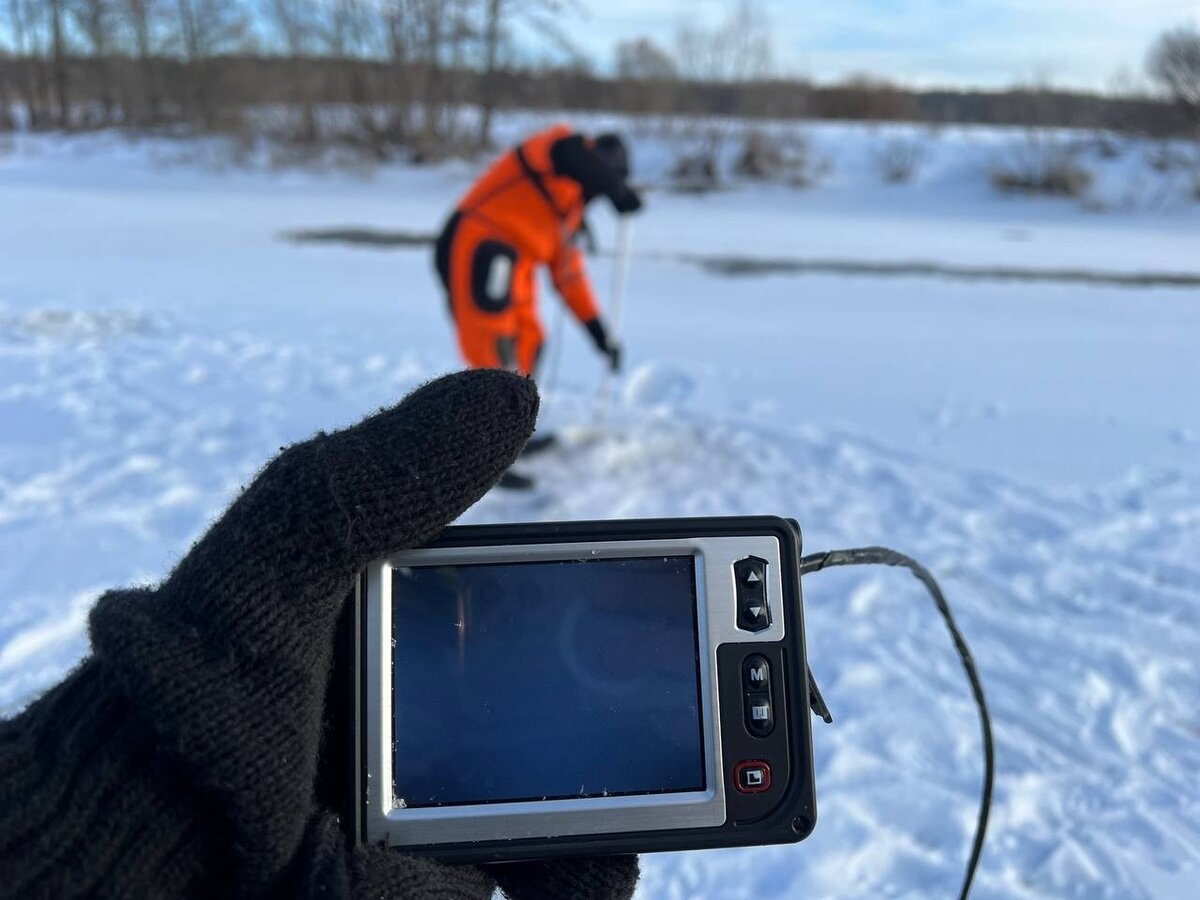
[378,0,420,142]
[72,0,118,124]
[325,0,388,148]
[615,37,676,80]
[374,0,443,151]
[395,0,479,155]
[173,0,250,129]
[614,36,676,114]
[676,0,773,84]
[477,0,502,146]
[442,0,479,143]
[49,0,70,126]
[414,0,448,149]
[0,10,14,128]
[261,0,323,142]
[6,0,50,127]
[476,0,572,148]
[123,0,166,124]
[1147,25,1200,127]
[0,55,13,131]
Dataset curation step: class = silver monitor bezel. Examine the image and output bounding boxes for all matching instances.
[363,535,785,846]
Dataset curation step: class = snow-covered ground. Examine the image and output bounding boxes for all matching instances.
[1,118,1198,898]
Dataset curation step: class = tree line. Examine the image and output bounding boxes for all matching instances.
[0,0,568,150]
[1,1,1197,152]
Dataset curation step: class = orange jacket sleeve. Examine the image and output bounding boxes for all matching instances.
[550,241,601,324]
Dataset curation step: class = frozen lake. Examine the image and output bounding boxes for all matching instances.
[2,121,1198,898]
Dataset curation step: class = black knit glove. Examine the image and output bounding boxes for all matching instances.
[585,317,622,373]
[0,370,639,900]
[610,185,644,215]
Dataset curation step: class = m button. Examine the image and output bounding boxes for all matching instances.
[742,655,771,692]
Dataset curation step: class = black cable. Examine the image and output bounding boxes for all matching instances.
[799,547,993,900]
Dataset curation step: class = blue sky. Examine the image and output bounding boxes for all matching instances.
[556,0,1199,90]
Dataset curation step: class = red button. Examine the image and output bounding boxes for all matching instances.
[734,760,772,793]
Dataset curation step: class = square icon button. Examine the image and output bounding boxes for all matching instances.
[734,760,772,794]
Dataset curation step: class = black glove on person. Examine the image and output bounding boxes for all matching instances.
[0,369,639,900]
[610,185,644,215]
[585,317,622,373]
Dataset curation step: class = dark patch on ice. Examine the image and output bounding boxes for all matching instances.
[283,227,1200,289]
[284,227,435,248]
[686,255,1200,289]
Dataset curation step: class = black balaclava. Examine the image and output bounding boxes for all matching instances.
[594,132,631,180]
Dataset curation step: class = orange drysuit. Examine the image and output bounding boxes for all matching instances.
[434,123,638,375]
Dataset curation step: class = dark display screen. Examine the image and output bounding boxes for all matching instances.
[391,556,705,808]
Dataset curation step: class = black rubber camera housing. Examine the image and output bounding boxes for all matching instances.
[333,516,817,863]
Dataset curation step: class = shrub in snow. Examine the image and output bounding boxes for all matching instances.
[1089,132,1123,160]
[872,136,928,184]
[670,150,721,190]
[668,126,725,193]
[1136,140,1200,206]
[733,129,829,188]
[1184,141,1200,202]
[1144,140,1193,173]
[733,130,786,178]
[989,132,1094,197]
[1170,144,1200,204]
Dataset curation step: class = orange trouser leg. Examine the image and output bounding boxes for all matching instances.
[446,219,524,371]
[513,269,544,377]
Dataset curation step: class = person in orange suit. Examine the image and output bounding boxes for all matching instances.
[434,124,643,378]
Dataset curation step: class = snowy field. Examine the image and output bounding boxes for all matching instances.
[1,116,1199,898]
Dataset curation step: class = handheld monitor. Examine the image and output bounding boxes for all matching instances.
[339,516,817,862]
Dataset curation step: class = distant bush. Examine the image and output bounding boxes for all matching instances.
[732,129,829,187]
[1094,173,1168,213]
[1090,132,1123,160]
[670,151,720,190]
[733,130,785,178]
[668,127,726,193]
[989,132,1093,197]
[872,136,928,184]
[1144,140,1193,172]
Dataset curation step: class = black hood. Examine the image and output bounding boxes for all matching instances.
[594,133,631,180]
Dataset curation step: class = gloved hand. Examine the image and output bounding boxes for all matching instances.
[0,370,639,900]
[610,184,644,215]
[585,317,622,373]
